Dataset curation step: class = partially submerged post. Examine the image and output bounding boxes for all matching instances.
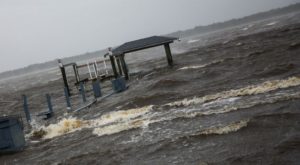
[120,54,129,79]
[112,77,127,93]
[64,87,72,110]
[164,43,173,66]
[22,95,31,123]
[46,94,53,115]
[37,94,54,119]
[110,36,178,80]
[58,59,70,96]
[92,79,102,98]
[80,82,87,103]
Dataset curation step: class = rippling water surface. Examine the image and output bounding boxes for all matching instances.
[1,12,300,165]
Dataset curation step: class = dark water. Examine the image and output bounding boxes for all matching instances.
[1,12,300,165]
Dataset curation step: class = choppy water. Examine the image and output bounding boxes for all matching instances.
[27,76,300,141]
[1,12,300,165]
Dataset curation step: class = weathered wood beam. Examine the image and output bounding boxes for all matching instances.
[120,54,129,80]
[109,55,118,78]
[164,43,173,66]
[73,64,80,84]
[59,65,70,95]
[116,56,123,76]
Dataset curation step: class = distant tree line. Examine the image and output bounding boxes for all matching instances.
[167,3,300,38]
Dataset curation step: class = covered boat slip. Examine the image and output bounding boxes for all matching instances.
[108,36,178,80]
[58,35,178,95]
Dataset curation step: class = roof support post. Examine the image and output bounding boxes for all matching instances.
[109,55,118,78]
[116,56,123,76]
[120,54,129,80]
[164,43,173,66]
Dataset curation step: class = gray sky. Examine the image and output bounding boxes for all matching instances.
[0,0,299,72]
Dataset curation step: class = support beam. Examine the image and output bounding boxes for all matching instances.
[22,95,31,123]
[92,79,102,98]
[120,54,129,80]
[103,59,109,75]
[64,87,72,111]
[73,64,80,84]
[116,56,123,76]
[109,55,118,78]
[93,62,98,78]
[46,94,53,114]
[87,62,93,79]
[58,59,70,96]
[164,43,173,66]
[80,82,87,103]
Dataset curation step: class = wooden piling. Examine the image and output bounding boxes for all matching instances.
[164,43,173,66]
[109,55,118,78]
[22,95,31,123]
[120,54,129,80]
[80,82,87,103]
[46,94,53,114]
[64,87,72,110]
[116,56,123,76]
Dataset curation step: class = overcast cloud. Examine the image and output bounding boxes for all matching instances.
[0,0,299,72]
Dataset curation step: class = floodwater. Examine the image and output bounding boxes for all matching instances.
[1,11,300,164]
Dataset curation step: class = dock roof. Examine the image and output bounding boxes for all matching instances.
[112,36,178,55]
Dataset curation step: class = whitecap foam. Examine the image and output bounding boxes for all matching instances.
[29,106,153,139]
[266,21,278,26]
[28,77,300,140]
[36,117,86,139]
[194,120,249,136]
[187,39,199,43]
[178,65,207,70]
[167,77,300,107]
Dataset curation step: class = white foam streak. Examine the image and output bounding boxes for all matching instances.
[178,65,207,70]
[199,120,249,135]
[188,39,200,43]
[29,77,300,140]
[167,77,300,107]
[29,106,153,139]
[266,22,278,26]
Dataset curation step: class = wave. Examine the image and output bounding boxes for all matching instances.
[29,117,87,139]
[194,120,249,136]
[177,59,224,71]
[178,65,207,70]
[28,77,300,140]
[166,76,300,107]
[29,106,152,139]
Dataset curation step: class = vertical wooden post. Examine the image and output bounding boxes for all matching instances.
[58,59,70,96]
[64,87,72,110]
[116,56,123,76]
[164,43,173,66]
[120,54,129,80]
[92,79,102,98]
[93,62,98,78]
[109,55,118,78]
[46,94,53,114]
[60,67,70,95]
[103,59,109,75]
[87,62,93,79]
[22,95,31,123]
[73,64,80,84]
[80,82,87,103]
